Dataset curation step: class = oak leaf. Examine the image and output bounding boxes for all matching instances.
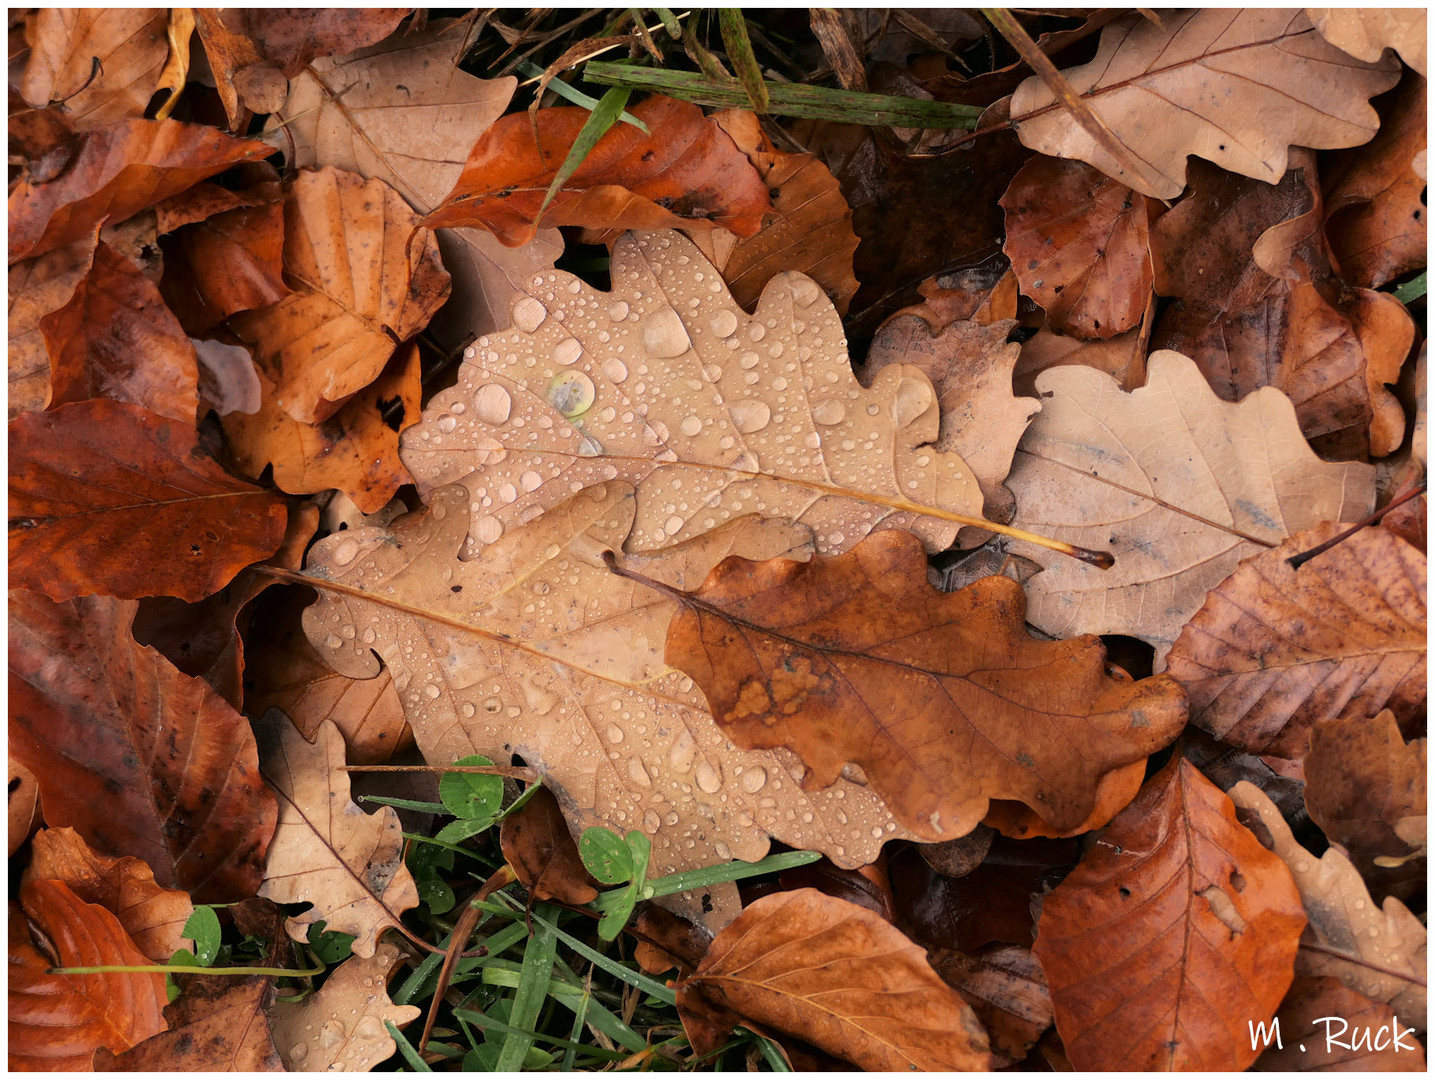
[1255,976,1427,1071]
[9,399,288,602]
[1032,758,1307,1070]
[1165,522,1426,761]
[9,591,278,900]
[1009,9,1402,199]
[1307,8,1428,74]
[1003,351,1376,661]
[20,9,168,129]
[675,888,993,1070]
[658,527,1187,839]
[93,973,283,1071]
[1229,782,1427,1031]
[499,785,599,905]
[8,234,98,417]
[255,714,421,958]
[402,229,986,559]
[230,167,451,424]
[9,879,169,1071]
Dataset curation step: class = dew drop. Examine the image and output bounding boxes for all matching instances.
[740,766,768,793]
[601,356,628,383]
[436,414,457,433]
[664,514,684,535]
[608,300,630,321]
[739,350,760,370]
[709,309,739,338]
[553,337,583,366]
[474,384,512,425]
[289,1043,309,1064]
[547,371,596,417]
[892,375,934,427]
[474,515,504,543]
[812,399,846,426]
[325,634,343,650]
[511,296,548,333]
[606,724,625,744]
[714,840,731,860]
[628,758,653,789]
[696,761,723,793]
[730,400,771,433]
[644,809,661,832]
[331,538,360,566]
[680,415,703,437]
[642,306,692,357]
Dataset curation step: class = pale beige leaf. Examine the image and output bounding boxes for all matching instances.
[1010,10,1402,198]
[402,230,985,559]
[1230,782,1427,1032]
[256,715,419,957]
[269,942,420,1070]
[1308,8,1427,74]
[302,482,911,929]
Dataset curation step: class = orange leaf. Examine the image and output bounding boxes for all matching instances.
[9,234,99,417]
[20,9,169,129]
[9,399,287,602]
[655,528,1187,840]
[498,785,599,906]
[1031,758,1307,1070]
[676,887,992,1070]
[158,199,288,335]
[93,974,283,1071]
[423,96,771,246]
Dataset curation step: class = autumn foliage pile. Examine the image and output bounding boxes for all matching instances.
[8,8,1428,1073]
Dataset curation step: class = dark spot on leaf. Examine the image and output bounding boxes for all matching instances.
[1119,886,1131,897]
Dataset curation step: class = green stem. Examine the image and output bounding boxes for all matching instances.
[52,960,325,977]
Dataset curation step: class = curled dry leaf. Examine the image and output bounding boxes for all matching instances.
[403,229,985,560]
[1166,522,1426,761]
[255,715,420,958]
[499,785,599,905]
[25,826,194,963]
[1307,8,1428,74]
[20,9,168,128]
[158,199,288,336]
[1229,782,1427,1032]
[1004,351,1376,662]
[659,527,1187,840]
[1255,976,1427,1071]
[1010,9,1402,199]
[675,888,993,1070]
[9,591,278,901]
[8,234,98,417]
[9,118,273,263]
[10,399,288,602]
[930,944,1052,1067]
[1032,758,1307,1071]
[93,973,283,1071]
[1000,155,1154,339]
[423,96,771,247]
[9,879,169,1071]
[301,482,906,928]
[230,167,450,424]
[42,240,199,420]
[1014,324,1148,397]
[269,942,421,1071]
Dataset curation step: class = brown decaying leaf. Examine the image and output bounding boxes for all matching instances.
[916,825,995,880]
[1229,782,1427,1032]
[9,758,40,856]
[1010,10,1402,199]
[1000,155,1154,339]
[151,180,269,234]
[660,526,1187,840]
[93,973,283,1071]
[255,714,421,958]
[25,827,194,963]
[216,8,411,79]
[9,591,278,901]
[633,904,708,977]
[268,942,420,1071]
[230,167,450,424]
[9,234,98,417]
[1032,758,1307,1071]
[9,399,288,603]
[930,944,1052,1067]
[676,888,993,1070]
[708,109,860,315]
[1004,351,1376,661]
[1305,710,1426,899]
[21,9,168,128]
[982,757,1146,840]
[158,200,289,336]
[498,785,599,905]
[423,96,771,247]
[9,879,169,1071]
[9,118,273,264]
[1254,975,1426,1071]
[1166,522,1426,762]
[901,263,1019,332]
[192,8,268,128]
[402,229,984,561]
[1307,8,1428,74]
[41,240,199,420]
[1014,324,1148,397]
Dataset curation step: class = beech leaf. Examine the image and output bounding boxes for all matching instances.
[1032,758,1307,1071]
[1256,976,1427,1071]
[93,973,283,1071]
[21,9,169,129]
[158,198,289,335]
[929,944,1052,1067]
[499,785,600,905]
[9,235,99,417]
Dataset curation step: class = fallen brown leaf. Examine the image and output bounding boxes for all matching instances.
[1308,8,1428,74]
[930,944,1052,1067]
[20,9,168,129]
[1255,975,1426,1071]
[217,8,410,78]
[1013,323,1149,396]
[8,233,98,417]
[499,785,599,905]
[981,758,1146,840]
[1033,758,1307,1070]
[94,973,283,1071]
[9,758,39,856]
[158,198,288,336]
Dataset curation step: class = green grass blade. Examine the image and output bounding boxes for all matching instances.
[539,85,633,219]
[475,968,646,1054]
[1394,271,1427,305]
[753,1029,793,1070]
[385,1020,433,1071]
[515,59,649,132]
[528,909,677,1007]
[719,10,768,113]
[493,903,559,1070]
[358,794,448,814]
[455,1008,629,1062]
[590,848,823,909]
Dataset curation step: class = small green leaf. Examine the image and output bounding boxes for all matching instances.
[181,906,221,966]
[418,878,457,914]
[538,85,633,219]
[596,881,638,941]
[623,829,651,882]
[579,826,634,884]
[308,922,357,965]
[439,755,504,820]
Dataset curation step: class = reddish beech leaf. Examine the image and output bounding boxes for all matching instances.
[9,879,169,1071]
[20,9,168,129]
[656,528,1187,840]
[423,96,771,247]
[498,785,599,905]
[930,944,1053,1067]
[9,118,273,263]
[158,199,288,335]
[93,973,283,1071]
[152,179,271,233]
[1032,758,1307,1071]
[41,240,199,420]
[8,234,98,416]
[231,167,450,423]
[9,399,288,602]
[9,758,40,856]
[1255,976,1426,1071]
[215,8,409,78]
[1166,523,1426,762]
[676,888,993,1070]
[1001,155,1155,339]
[633,904,708,977]
[9,592,277,901]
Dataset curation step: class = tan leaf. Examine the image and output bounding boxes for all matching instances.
[268,942,420,1070]
[256,714,420,957]
[21,9,168,128]
[1004,351,1376,661]
[930,944,1052,1067]
[1165,523,1426,761]
[402,229,985,560]
[8,235,98,417]
[93,974,283,1071]
[1307,8,1427,74]
[1013,325,1147,397]
[1255,975,1426,1071]
[676,888,993,1070]
[1010,10,1402,198]
[230,167,450,423]
[1033,759,1307,1070]
[1229,782,1427,1032]
[301,482,908,928]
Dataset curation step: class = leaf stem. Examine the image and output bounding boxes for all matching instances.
[51,961,325,977]
[1286,478,1426,570]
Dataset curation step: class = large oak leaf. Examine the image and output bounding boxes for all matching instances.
[1032,758,1306,1070]
[1003,351,1375,661]
[657,527,1187,839]
[1307,8,1427,73]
